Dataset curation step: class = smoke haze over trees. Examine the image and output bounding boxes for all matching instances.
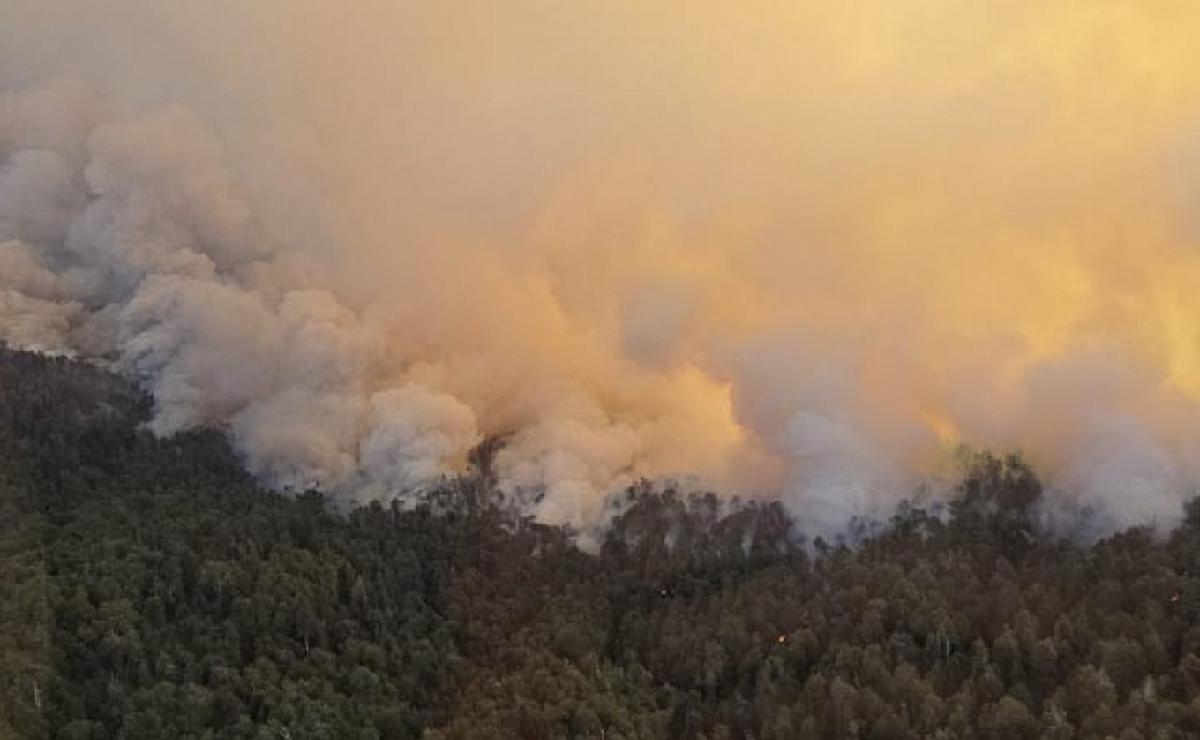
[3,1,1200,535]
[5,3,1200,738]
[2,347,1200,738]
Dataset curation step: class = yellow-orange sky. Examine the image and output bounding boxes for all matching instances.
[2,0,1200,533]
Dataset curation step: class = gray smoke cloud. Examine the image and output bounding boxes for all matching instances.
[3,1,1200,539]
[0,80,480,504]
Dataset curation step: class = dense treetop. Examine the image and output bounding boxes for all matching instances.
[0,346,1198,739]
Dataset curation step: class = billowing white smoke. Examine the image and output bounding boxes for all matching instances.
[0,88,478,503]
[3,1,1200,540]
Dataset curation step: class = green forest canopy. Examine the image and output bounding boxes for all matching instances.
[1,347,1198,739]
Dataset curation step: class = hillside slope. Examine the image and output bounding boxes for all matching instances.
[0,347,1198,739]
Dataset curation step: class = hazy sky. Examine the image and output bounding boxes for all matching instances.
[3,1,1200,535]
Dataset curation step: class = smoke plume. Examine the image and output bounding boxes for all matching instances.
[3,0,1200,537]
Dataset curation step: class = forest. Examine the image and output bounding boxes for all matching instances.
[1,345,1198,739]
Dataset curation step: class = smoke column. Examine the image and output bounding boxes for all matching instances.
[3,1,1200,536]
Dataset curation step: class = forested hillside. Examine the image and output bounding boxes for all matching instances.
[1,346,1198,739]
